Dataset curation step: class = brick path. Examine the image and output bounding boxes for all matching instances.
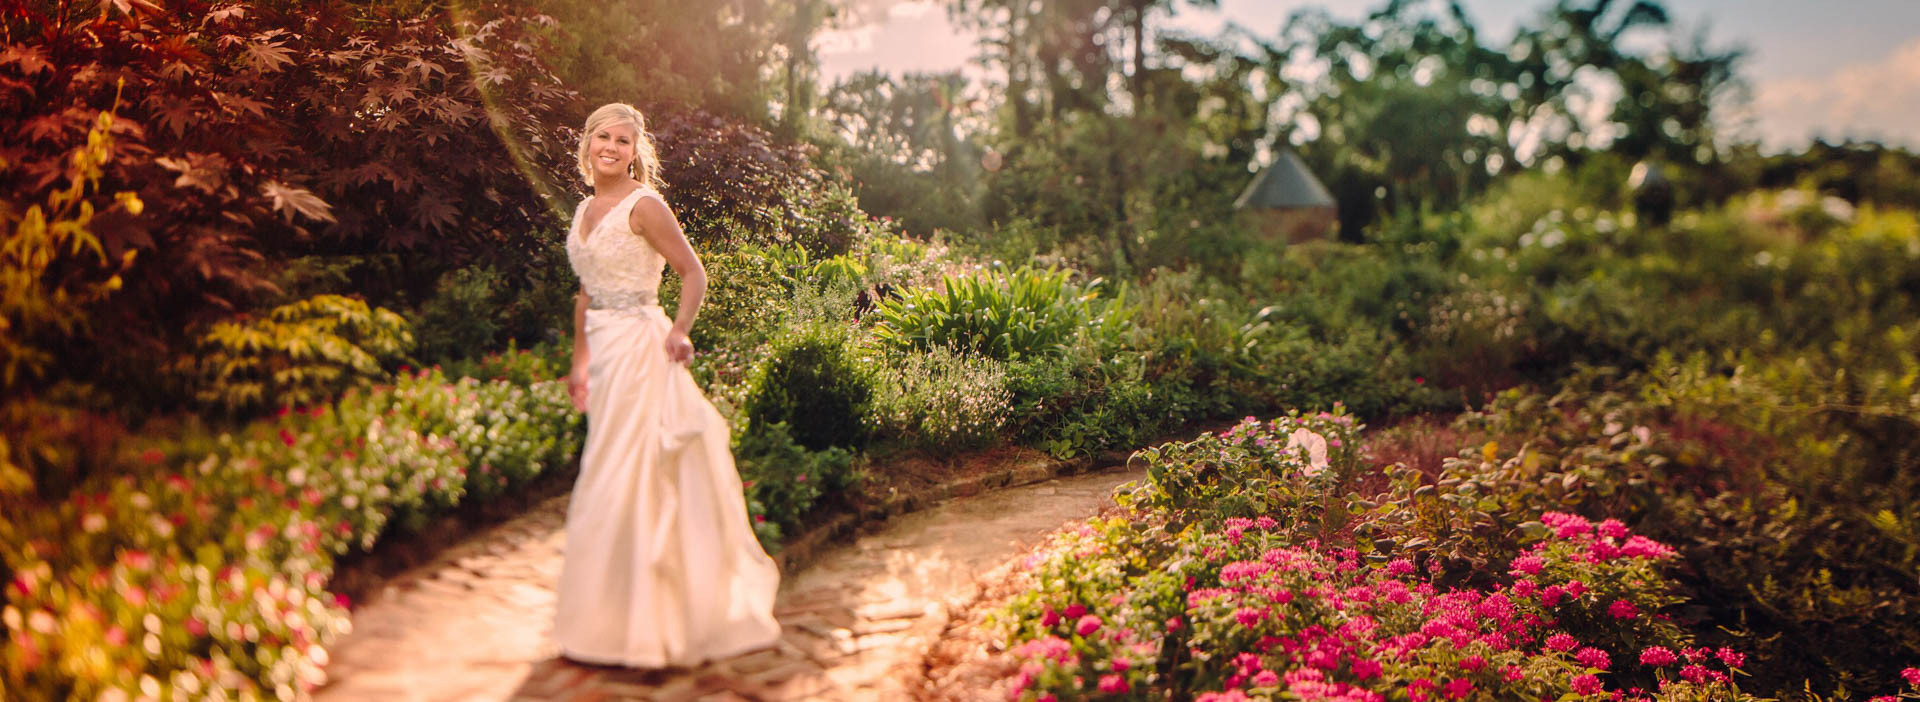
[314,463,1145,701]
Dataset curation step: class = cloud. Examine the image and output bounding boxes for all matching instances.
[1753,38,1920,150]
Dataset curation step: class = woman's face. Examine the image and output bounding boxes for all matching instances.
[588,121,638,180]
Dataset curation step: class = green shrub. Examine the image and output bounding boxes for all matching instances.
[741,322,874,451]
[1005,337,1164,460]
[439,340,566,386]
[867,346,1013,452]
[733,421,855,551]
[872,265,1108,361]
[410,265,505,363]
[172,294,413,415]
[681,244,803,349]
[1122,412,1363,528]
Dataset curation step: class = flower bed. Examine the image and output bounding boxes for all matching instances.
[992,415,1920,701]
[1,356,583,699]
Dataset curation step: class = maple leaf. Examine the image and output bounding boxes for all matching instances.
[17,113,71,144]
[203,4,249,26]
[262,181,336,223]
[216,92,271,118]
[158,152,231,194]
[243,38,296,74]
[404,57,445,82]
[410,190,460,233]
[0,45,52,77]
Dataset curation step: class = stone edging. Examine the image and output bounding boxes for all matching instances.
[771,448,1135,574]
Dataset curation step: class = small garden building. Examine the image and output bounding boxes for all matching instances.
[1234,147,1338,243]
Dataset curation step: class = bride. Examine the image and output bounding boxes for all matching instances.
[553,103,781,667]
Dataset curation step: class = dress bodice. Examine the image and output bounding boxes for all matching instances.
[566,187,665,310]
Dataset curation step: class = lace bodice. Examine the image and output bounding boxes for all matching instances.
[566,188,665,310]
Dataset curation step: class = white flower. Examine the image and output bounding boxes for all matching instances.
[1287,428,1330,477]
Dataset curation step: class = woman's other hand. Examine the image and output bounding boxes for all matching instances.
[567,363,589,413]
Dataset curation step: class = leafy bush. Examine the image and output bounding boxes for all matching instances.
[1123,412,1363,529]
[867,346,1013,452]
[873,266,1109,361]
[410,265,506,363]
[1,3,579,400]
[741,322,874,451]
[0,108,137,392]
[0,368,582,699]
[1005,340,1161,459]
[734,421,855,551]
[650,109,874,257]
[172,295,413,416]
[1352,367,1920,695]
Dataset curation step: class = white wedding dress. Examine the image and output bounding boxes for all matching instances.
[553,186,781,667]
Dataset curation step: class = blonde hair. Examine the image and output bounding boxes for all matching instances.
[576,103,663,189]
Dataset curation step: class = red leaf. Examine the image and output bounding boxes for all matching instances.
[262,181,336,223]
[410,191,459,232]
[0,44,51,76]
[242,37,296,74]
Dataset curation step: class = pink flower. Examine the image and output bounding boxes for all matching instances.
[1539,585,1568,607]
[1597,518,1629,540]
[1546,633,1579,652]
[1458,655,1486,673]
[1351,658,1382,680]
[1501,665,1525,683]
[1575,647,1611,670]
[1064,603,1087,619]
[1097,674,1129,694]
[1639,646,1677,667]
[1196,692,1252,702]
[1251,670,1280,687]
[1040,606,1060,627]
[1570,674,1603,695]
[1076,615,1102,637]
[1111,657,1131,672]
[1234,607,1266,628]
[1509,555,1545,576]
[1542,512,1592,538]
[1443,678,1473,699]
[1387,559,1416,576]
[1717,647,1746,668]
[1679,664,1711,683]
[1608,599,1639,620]
[1902,668,1920,686]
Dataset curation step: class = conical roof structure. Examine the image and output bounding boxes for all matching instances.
[1234,147,1336,210]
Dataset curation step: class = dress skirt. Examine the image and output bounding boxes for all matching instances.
[553,305,781,667]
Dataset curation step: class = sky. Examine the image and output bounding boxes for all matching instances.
[817,0,1920,152]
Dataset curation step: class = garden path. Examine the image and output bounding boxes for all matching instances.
[314,463,1146,701]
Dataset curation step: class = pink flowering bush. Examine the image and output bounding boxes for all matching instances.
[1002,511,1756,701]
[0,362,583,699]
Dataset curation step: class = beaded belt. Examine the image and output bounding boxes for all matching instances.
[586,289,659,310]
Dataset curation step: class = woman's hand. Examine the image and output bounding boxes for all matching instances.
[567,363,589,413]
[664,330,695,365]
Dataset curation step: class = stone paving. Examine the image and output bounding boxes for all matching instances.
[314,463,1146,702]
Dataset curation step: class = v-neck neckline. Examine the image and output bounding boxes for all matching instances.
[578,187,643,244]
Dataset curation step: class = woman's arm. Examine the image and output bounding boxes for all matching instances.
[567,289,590,411]
[629,193,703,363]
